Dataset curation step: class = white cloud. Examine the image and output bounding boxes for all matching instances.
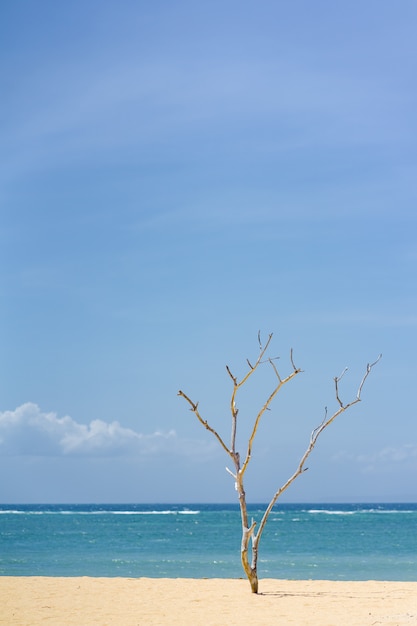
[0,403,177,457]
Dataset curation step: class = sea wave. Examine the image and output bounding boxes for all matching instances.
[307,508,416,515]
[307,510,356,515]
[0,509,200,515]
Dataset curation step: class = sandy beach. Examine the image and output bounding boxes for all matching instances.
[1,577,416,626]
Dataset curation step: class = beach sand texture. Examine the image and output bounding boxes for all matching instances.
[1,577,416,626]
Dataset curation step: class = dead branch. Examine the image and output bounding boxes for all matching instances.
[228,332,274,458]
[334,367,348,407]
[253,353,382,547]
[177,390,231,457]
[226,365,237,384]
[240,355,301,477]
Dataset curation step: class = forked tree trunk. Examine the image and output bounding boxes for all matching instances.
[242,556,258,593]
[241,536,259,593]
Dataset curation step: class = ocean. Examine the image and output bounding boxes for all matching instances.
[1,503,416,580]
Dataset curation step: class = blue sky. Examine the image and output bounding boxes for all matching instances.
[1,0,416,503]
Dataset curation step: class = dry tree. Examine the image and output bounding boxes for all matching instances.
[178,332,381,593]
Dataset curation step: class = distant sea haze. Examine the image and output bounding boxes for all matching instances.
[1,503,416,580]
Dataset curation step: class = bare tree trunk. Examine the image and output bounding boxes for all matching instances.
[236,470,259,592]
[241,548,258,594]
[178,333,380,593]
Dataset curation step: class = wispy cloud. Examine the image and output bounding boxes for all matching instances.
[333,444,417,474]
[2,47,407,189]
[0,403,179,458]
[288,310,417,329]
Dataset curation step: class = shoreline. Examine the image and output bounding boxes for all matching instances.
[1,577,417,625]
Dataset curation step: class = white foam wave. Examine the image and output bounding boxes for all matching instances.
[308,510,356,515]
[0,509,200,516]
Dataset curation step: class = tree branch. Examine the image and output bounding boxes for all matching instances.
[240,357,301,477]
[229,333,274,458]
[253,354,382,547]
[177,390,231,457]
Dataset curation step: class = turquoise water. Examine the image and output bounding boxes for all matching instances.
[1,503,416,580]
